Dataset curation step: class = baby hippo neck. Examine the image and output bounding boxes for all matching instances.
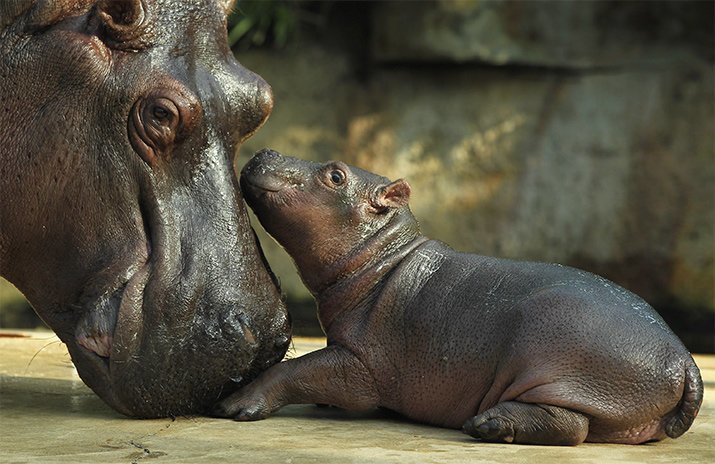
[316,211,426,331]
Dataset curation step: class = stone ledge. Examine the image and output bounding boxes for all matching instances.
[1,330,713,463]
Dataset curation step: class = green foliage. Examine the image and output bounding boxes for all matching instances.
[228,0,299,50]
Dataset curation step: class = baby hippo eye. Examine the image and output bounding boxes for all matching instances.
[330,170,346,185]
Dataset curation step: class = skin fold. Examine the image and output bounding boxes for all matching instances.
[214,149,703,446]
[0,1,290,417]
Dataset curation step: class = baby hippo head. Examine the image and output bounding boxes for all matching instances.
[240,149,415,293]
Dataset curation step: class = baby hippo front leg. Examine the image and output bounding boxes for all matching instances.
[213,345,380,421]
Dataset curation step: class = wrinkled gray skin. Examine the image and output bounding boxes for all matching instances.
[215,149,703,445]
[0,1,290,417]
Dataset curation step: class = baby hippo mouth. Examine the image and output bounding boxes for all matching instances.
[242,174,287,194]
[75,285,123,358]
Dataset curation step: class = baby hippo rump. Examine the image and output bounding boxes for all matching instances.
[216,149,703,445]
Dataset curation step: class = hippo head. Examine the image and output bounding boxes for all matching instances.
[0,1,289,417]
[240,149,416,295]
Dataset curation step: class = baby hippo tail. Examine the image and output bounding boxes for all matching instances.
[665,359,703,438]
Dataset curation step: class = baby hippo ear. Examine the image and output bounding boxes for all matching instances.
[373,179,411,211]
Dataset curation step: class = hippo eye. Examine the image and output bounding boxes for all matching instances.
[129,89,201,167]
[152,106,169,121]
[151,104,173,123]
[330,170,346,185]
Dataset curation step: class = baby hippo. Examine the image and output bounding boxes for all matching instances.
[216,149,702,445]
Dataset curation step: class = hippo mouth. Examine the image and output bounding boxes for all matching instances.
[74,258,150,362]
[75,294,118,358]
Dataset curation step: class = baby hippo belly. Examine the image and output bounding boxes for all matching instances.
[375,274,691,439]
[375,328,501,429]
[391,368,488,429]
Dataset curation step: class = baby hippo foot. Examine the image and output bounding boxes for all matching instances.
[213,385,276,421]
[463,401,590,446]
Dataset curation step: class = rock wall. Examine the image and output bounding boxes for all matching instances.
[372,0,713,68]
[1,1,711,349]
[237,0,714,349]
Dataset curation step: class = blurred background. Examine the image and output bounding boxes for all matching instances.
[1,0,713,352]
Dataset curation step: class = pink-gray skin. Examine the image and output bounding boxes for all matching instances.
[0,1,290,417]
[214,148,703,445]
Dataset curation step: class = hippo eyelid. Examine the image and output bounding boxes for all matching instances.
[330,161,350,172]
[128,90,200,166]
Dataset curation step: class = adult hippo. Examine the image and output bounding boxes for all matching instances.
[0,0,290,417]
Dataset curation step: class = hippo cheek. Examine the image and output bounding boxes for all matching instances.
[97,81,281,417]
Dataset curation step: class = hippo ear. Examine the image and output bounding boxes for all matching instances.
[97,0,144,26]
[373,179,411,211]
[95,0,147,46]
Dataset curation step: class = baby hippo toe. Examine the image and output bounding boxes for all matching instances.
[212,390,272,421]
[463,401,590,446]
[231,400,271,422]
[463,416,515,443]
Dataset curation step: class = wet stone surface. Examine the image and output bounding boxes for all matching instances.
[1,330,713,463]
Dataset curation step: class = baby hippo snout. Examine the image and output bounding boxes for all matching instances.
[241,148,308,198]
[244,148,282,174]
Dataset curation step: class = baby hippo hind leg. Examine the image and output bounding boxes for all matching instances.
[463,401,590,446]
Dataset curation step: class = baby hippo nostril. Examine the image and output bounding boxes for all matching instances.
[75,288,122,358]
[253,148,280,161]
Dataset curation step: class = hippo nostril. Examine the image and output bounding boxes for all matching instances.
[231,71,274,143]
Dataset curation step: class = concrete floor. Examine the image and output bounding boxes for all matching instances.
[1,330,713,464]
